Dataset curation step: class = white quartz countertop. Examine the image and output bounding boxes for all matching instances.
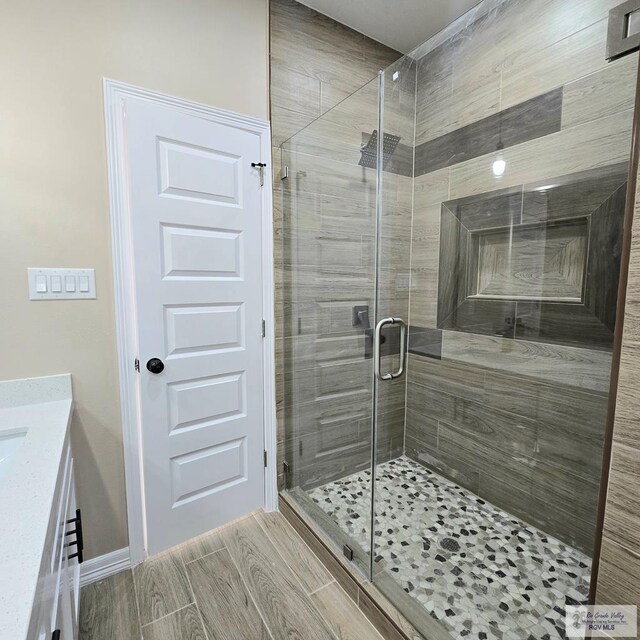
[0,375,73,640]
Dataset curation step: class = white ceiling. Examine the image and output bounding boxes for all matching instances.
[296,0,480,53]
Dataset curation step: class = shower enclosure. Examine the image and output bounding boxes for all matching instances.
[279,1,637,637]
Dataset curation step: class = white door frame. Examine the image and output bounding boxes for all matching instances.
[103,78,277,566]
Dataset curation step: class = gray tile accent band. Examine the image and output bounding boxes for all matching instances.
[414,88,563,176]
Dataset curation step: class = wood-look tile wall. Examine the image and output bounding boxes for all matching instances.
[270,0,401,147]
[407,0,637,553]
[596,148,640,612]
[278,62,415,491]
[269,0,402,490]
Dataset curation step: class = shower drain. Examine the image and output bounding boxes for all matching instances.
[440,537,460,553]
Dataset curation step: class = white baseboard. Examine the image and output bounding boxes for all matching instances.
[80,547,131,587]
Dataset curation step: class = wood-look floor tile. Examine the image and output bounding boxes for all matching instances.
[186,548,270,640]
[79,570,140,640]
[141,605,205,640]
[256,510,333,594]
[171,528,225,565]
[222,515,336,640]
[311,583,382,640]
[279,495,361,602]
[133,551,193,626]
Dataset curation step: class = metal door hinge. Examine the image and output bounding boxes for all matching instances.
[251,162,267,187]
[134,358,140,372]
[262,319,266,338]
[263,450,268,468]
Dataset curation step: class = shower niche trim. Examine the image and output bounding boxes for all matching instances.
[436,163,628,350]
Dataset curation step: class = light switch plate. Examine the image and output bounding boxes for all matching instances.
[28,268,96,300]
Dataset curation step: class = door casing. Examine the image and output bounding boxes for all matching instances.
[103,78,277,565]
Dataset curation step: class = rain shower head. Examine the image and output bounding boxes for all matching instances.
[358,129,401,169]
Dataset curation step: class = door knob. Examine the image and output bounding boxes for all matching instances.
[146,358,165,374]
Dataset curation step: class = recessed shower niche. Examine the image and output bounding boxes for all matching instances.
[437,164,629,349]
[469,219,588,303]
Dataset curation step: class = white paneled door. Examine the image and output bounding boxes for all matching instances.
[124,98,265,556]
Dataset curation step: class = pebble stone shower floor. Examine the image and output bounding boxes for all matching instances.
[308,456,591,640]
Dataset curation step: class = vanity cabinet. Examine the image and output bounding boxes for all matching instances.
[29,436,80,640]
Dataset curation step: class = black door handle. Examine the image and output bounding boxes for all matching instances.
[146,358,165,374]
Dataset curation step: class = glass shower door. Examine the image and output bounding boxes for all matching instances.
[371,1,635,639]
[280,77,383,577]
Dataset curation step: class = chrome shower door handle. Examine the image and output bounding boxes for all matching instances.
[395,319,407,379]
[374,317,407,381]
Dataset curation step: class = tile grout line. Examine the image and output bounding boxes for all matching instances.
[181,554,213,640]
[307,579,337,597]
[139,603,194,630]
[222,515,277,640]
[183,545,228,567]
[173,529,236,640]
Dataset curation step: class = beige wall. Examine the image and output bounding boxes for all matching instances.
[0,0,269,560]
